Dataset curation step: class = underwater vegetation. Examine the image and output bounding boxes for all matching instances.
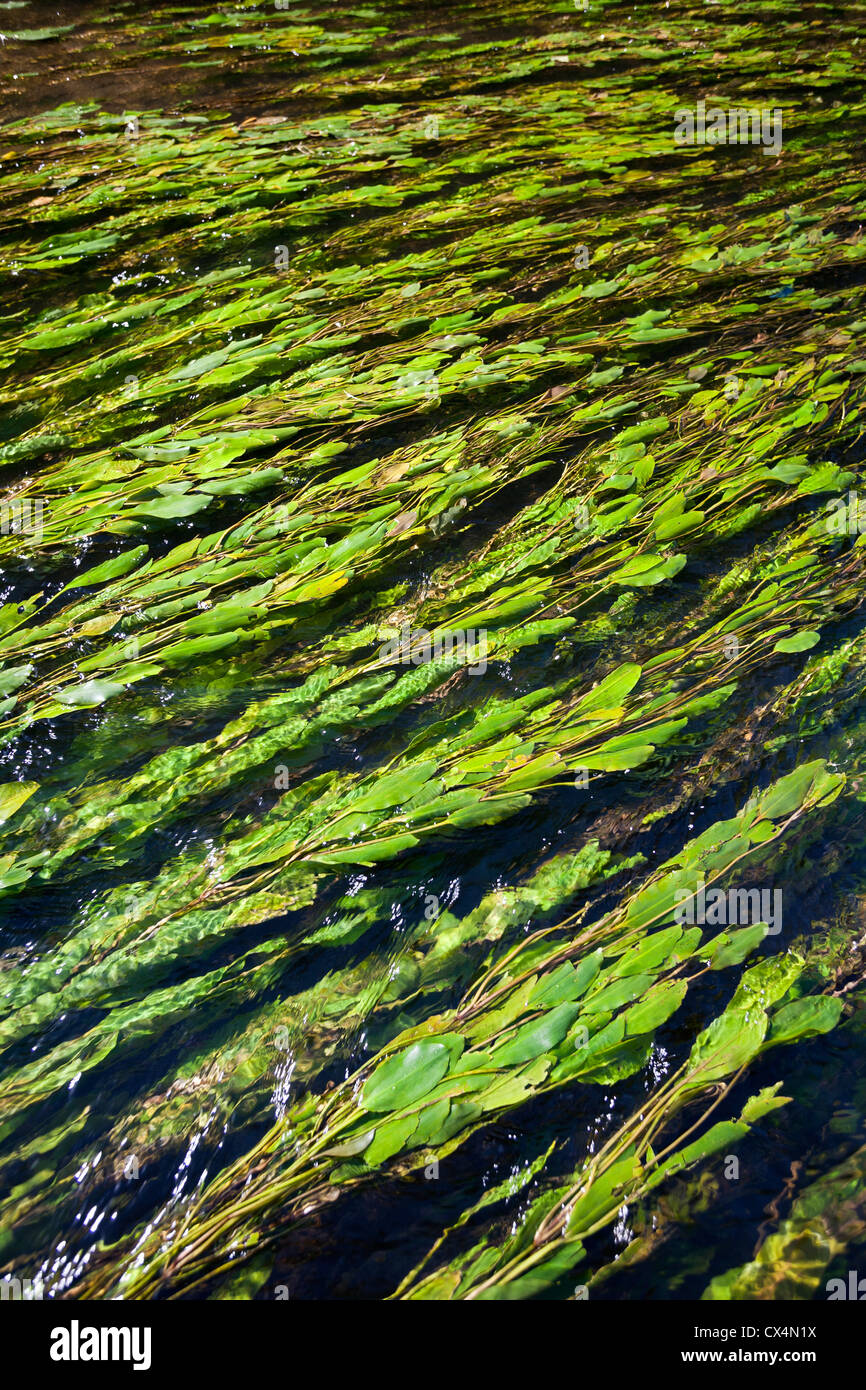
[2,0,866,1302]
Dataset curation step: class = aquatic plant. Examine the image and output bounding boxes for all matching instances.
[1,0,866,1302]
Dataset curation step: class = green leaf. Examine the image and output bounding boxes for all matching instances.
[574,664,642,716]
[446,794,531,828]
[738,1083,791,1124]
[55,679,126,707]
[161,632,241,665]
[583,972,655,1015]
[314,833,420,865]
[757,761,836,821]
[350,762,438,813]
[200,469,284,495]
[581,279,621,299]
[685,1005,767,1087]
[766,995,843,1046]
[582,745,655,771]
[5,25,73,40]
[0,781,38,823]
[565,1151,640,1234]
[527,955,601,1007]
[363,1113,420,1164]
[490,1003,582,1065]
[610,553,685,587]
[130,494,212,520]
[171,348,233,381]
[66,546,149,589]
[477,1057,551,1112]
[623,979,687,1035]
[647,1121,749,1190]
[408,1098,453,1150]
[706,924,768,970]
[360,1041,455,1113]
[321,1129,376,1158]
[773,630,820,654]
[0,664,31,697]
[654,509,704,541]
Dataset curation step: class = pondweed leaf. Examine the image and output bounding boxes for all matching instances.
[685,1006,768,1087]
[4,0,866,1308]
[360,1041,457,1113]
[766,995,843,1046]
[55,679,126,707]
[490,1003,582,1065]
[773,630,820,653]
[0,781,38,823]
